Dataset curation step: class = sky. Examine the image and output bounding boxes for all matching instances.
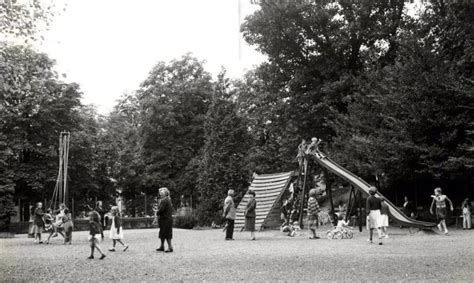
[37,0,265,114]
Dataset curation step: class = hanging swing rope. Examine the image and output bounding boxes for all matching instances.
[50,132,70,210]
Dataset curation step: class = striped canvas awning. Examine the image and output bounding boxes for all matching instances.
[235,172,293,231]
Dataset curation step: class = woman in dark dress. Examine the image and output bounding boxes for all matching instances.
[245,190,257,240]
[156,187,174,253]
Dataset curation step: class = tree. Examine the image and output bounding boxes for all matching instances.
[330,3,474,195]
[196,71,251,225]
[0,45,85,226]
[0,0,58,41]
[239,0,408,170]
[137,54,213,204]
[99,94,146,216]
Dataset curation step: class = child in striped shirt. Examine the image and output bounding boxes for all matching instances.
[307,189,320,239]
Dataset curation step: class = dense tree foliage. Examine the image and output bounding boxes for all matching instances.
[196,71,251,224]
[330,3,473,199]
[137,55,213,205]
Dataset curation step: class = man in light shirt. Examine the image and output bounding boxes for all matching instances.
[223,189,236,240]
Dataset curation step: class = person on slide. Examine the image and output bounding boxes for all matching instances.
[430,188,454,235]
[366,186,383,245]
[305,137,326,158]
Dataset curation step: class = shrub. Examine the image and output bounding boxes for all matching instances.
[173,215,198,229]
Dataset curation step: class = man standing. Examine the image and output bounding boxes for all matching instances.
[223,189,236,240]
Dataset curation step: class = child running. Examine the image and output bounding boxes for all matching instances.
[109,207,129,252]
[307,188,320,239]
[430,187,454,235]
[87,205,106,260]
[366,186,383,245]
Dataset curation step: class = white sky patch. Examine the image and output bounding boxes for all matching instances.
[36,0,265,114]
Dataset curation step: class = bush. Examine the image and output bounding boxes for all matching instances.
[173,215,198,229]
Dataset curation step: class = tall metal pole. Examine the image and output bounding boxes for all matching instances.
[298,159,309,228]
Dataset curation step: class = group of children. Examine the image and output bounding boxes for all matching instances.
[86,204,129,260]
[31,201,129,260]
[32,202,73,244]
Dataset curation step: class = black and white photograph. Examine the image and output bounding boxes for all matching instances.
[0,0,473,281]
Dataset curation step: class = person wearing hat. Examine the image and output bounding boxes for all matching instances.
[245,190,257,240]
[307,188,320,239]
[366,186,383,245]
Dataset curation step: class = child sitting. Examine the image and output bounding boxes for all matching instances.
[336,214,349,232]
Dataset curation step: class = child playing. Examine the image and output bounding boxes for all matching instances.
[336,214,349,232]
[380,197,389,238]
[461,198,471,230]
[307,189,320,239]
[44,209,54,232]
[51,203,66,238]
[366,186,383,245]
[108,207,129,252]
[45,209,63,244]
[430,188,454,235]
[33,202,44,244]
[87,205,106,260]
[63,208,73,245]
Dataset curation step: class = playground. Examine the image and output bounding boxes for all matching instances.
[1,227,473,281]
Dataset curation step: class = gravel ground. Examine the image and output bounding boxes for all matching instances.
[1,226,473,282]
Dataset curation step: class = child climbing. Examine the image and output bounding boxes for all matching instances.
[305,137,325,158]
[296,139,307,171]
[307,188,320,239]
[109,207,129,252]
[430,188,454,235]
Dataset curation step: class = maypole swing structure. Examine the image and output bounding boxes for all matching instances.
[50,132,70,210]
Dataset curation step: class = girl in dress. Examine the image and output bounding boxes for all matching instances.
[87,205,106,260]
[430,187,454,235]
[109,207,129,252]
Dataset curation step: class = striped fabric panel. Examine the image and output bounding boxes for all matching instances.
[234,172,293,231]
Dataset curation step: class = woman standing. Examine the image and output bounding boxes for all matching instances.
[461,198,472,230]
[156,188,174,253]
[33,202,44,244]
[245,190,257,240]
[108,207,129,252]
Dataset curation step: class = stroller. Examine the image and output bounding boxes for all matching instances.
[326,226,353,240]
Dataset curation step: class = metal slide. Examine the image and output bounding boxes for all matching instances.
[311,151,436,229]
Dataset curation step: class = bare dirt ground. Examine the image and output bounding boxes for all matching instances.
[1,226,473,282]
